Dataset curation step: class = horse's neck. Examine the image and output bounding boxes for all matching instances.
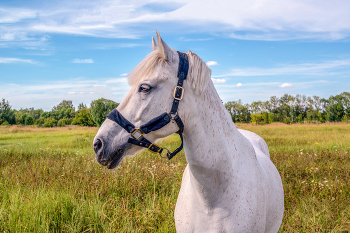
[183,81,254,168]
[182,81,257,208]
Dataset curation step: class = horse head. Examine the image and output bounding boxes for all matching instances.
[93,31,211,169]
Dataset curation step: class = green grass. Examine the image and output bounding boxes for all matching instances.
[0,123,350,232]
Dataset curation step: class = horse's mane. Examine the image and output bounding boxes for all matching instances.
[128,48,212,95]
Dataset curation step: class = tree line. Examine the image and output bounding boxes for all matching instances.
[0,98,118,127]
[1,91,349,127]
[225,92,350,124]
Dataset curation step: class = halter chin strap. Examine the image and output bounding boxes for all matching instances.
[106,51,189,160]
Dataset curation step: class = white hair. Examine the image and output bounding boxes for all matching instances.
[128,48,211,95]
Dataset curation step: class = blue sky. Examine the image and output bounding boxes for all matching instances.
[1,0,350,110]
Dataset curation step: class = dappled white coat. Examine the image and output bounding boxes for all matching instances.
[93,32,284,233]
[174,79,283,232]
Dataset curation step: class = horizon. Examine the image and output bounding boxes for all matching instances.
[3,91,348,112]
[1,0,350,111]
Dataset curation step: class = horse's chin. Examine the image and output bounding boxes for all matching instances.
[107,153,123,169]
[105,147,129,169]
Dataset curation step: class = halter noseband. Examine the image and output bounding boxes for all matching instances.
[106,51,189,160]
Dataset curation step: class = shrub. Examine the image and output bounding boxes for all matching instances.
[57,118,71,127]
[25,116,34,125]
[35,118,45,126]
[1,121,9,126]
[43,118,56,127]
[72,109,95,126]
[283,116,292,124]
[251,113,263,125]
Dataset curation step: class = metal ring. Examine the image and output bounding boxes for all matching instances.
[170,111,179,120]
[159,148,170,158]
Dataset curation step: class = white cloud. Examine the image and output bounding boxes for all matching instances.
[0,57,37,64]
[212,59,350,78]
[72,59,93,63]
[93,43,145,50]
[211,78,226,83]
[206,61,219,66]
[106,78,128,83]
[0,78,131,110]
[0,8,37,23]
[279,83,293,88]
[216,80,327,88]
[179,37,212,42]
[130,0,350,40]
[1,0,349,47]
[120,73,128,76]
[237,83,243,87]
[216,80,331,103]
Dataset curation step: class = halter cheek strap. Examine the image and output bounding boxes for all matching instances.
[106,51,189,160]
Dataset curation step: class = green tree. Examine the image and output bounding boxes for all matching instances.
[72,109,95,126]
[0,99,16,125]
[90,98,119,126]
[25,115,34,125]
[250,113,263,125]
[224,100,250,123]
[78,103,87,110]
[325,95,345,122]
[57,118,72,127]
[52,100,74,112]
[16,111,28,125]
[35,117,45,126]
[43,118,56,127]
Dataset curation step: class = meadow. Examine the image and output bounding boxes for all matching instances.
[0,123,349,232]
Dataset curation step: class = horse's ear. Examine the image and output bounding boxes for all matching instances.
[156,31,175,62]
[152,37,157,51]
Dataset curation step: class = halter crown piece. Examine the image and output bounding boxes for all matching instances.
[106,51,189,160]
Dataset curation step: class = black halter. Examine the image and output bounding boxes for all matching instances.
[106,51,189,160]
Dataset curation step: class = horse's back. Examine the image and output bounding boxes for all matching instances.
[238,129,270,159]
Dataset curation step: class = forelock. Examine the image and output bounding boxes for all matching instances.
[128,49,212,95]
[128,48,168,86]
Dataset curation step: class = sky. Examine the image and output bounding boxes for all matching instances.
[1,0,350,111]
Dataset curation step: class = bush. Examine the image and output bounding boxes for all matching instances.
[72,109,95,126]
[35,118,45,126]
[1,121,10,126]
[25,116,34,125]
[268,113,275,123]
[283,116,292,124]
[43,118,56,127]
[251,113,263,125]
[57,118,71,127]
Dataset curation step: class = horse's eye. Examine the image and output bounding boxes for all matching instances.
[139,84,152,93]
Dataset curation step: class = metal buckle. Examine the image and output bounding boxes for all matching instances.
[148,144,162,153]
[173,86,184,101]
[159,148,170,158]
[131,128,143,140]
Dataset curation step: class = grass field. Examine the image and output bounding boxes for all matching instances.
[0,123,349,232]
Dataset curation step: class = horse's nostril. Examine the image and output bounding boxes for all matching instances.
[94,139,103,153]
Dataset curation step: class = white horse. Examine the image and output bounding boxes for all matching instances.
[93,31,284,232]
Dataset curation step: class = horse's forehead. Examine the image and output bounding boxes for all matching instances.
[131,64,173,86]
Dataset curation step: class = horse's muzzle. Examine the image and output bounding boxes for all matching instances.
[93,137,129,169]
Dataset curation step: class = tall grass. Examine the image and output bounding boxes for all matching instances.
[0,123,349,232]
